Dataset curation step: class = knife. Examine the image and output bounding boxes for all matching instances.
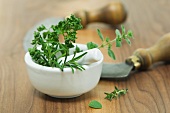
[101,33,170,78]
[23,2,127,51]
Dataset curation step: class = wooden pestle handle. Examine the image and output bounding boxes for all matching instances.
[126,33,170,70]
[73,2,127,27]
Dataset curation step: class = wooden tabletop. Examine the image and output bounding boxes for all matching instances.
[0,0,170,113]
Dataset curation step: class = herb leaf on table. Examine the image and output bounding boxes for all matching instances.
[89,100,102,109]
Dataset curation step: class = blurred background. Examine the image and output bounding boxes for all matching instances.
[1,0,170,55]
[0,0,170,113]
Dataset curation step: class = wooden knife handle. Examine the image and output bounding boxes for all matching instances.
[126,33,170,70]
[73,2,127,27]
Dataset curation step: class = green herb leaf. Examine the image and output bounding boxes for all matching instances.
[37,25,46,31]
[105,37,110,42]
[125,38,131,45]
[108,49,115,60]
[89,100,102,109]
[97,29,104,41]
[121,25,125,34]
[87,42,98,49]
[69,52,87,62]
[115,29,121,38]
[74,45,83,53]
[127,30,133,38]
[116,38,122,47]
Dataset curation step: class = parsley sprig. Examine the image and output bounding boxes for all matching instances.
[104,86,128,101]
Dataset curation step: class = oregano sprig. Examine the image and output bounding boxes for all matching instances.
[104,86,128,101]
[87,25,134,60]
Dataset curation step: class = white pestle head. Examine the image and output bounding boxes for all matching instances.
[80,48,103,64]
[59,48,103,65]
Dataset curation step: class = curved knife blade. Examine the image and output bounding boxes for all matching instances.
[101,63,133,78]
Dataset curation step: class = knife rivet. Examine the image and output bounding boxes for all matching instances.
[126,55,141,70]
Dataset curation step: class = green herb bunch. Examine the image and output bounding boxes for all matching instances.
[29,14,133,72]
[29,15,86,72]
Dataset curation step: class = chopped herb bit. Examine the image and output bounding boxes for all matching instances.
[104,86,128,101]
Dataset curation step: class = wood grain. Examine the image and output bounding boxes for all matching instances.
[0,0,170,113]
